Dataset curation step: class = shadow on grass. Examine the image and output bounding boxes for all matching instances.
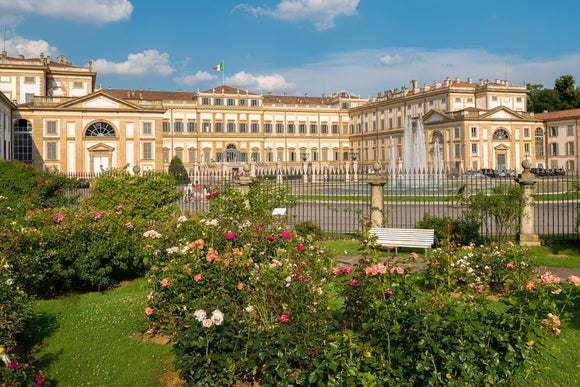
[18,310,61,374]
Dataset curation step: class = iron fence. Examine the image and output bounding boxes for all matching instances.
[60,169,580,242]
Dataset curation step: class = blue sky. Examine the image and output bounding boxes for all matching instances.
[1,0,579,98]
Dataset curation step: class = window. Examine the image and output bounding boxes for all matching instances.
[215,123,223,133]
[372,121,376,131]
[549,126,559,137]
[471,143,478,156]
[334,151,340,161]
[201,97,210,105]
[187,122,197,133]
[389,118,393,129]
[163,152,169,164]
[471,127,477,138]
[364,123,368,132]
[299,124,306,134]
[46,142,57,160]
[454,127,460,139]
[349,125,353,134]
[251,152,260,163]
[331,124,338,134]
[429,100,434,106]
[239,123,247,133]
[311,151,318,161]
[202,122,211,133]
[175,151,182,160]
[227,123,235,133]
[568,125,574,136]
[277,151,284,161]
[73,81,83,88]
[46,120,57,135]
[162,122,170,132]
[343,152,350,161]
[143,143,152,159]
[290,151,296,161]
[287,124,295,134]
[14,119,32,161]
[467,98,473,103]
[493,129,509,140]
[397,117,401,128]
[310,124,317,134]
[322,151,328,161]
[455,97,461,103]
[321,124,328,134]
[251,123,259,133]
[264,123,272,133]
[266,152,273,162]
[276,123,284,133]
[381,120,384,130]
[227,98,236,106]
[214,98,223,106]
[441,98,446,103]
[341,102,349,109]
[516,97,522,102]
[85,122,116,137]
[250,99,259,107]
[174,122,183,132]
[143,122,152,135]
[492,96,498,101]
[455,144,461,157]
[343,125,348,134]
[239,99,247,107]
[189,151,196,162]
[524,143,530,155]
[549,143,559,156]
[25,93,35,103]
[524,128,530,138]
[567,160,575,171]
[24,76,35,83]
[566,142,575,155]
[535,128,544,157]
[472,160,478,170]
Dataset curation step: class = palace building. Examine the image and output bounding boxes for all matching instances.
[0,51,578,174]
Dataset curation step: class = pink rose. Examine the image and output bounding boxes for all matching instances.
[526,280,535,291]
[237,282,244,290]
[332,267,344,275]
[226,232,235,240]
[377,263,387,274]
[267,235,274,241]
[161,278,169,287]
[344,267,352,273]
[410,252,418,260]
[144,307,153,316]
[280,314,288,323]
[568,275,580,286]
[206,254,215,263]
[348,279,358,286]
[395,266,404,275]
[282,231,291,238]
[506,263,515,269]
[194,274,202,282]
[206,194,211,199]
[257,226,262,230]
[296,244,304,250]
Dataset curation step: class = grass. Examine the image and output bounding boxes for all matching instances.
[29,278,177,387]
[24,241,580,386]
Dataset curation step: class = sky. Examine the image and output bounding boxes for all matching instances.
[1,0,579,98]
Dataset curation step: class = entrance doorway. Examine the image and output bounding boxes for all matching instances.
[496,153,506,172]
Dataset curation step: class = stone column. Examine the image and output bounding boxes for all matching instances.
[516,159,540,246]
[368,162,387,227]
[302,162,308,183]
[239,164,253,209]
[345,162,350,181]
[353,159,359,183]
[311,162,317,184]
[276,161,282,184]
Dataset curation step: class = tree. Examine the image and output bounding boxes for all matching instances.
[527,75,580,113]
[554,75,580,109]
[168,156,189,184]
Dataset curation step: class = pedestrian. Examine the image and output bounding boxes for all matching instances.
[184,182,192,203]
[195,181,200,199]
[457,184,471,206]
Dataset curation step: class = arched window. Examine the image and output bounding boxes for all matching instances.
[535,128,544,157]
[85,122,116,137]
[14,119,32,161]
[493,129,510,140]
[432,131,444,144]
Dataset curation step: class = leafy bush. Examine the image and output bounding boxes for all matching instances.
[168,156,189,185]
[0,258,33,351]
[82,169,181,220]
[294,220,324,241]
[416,213,480,247]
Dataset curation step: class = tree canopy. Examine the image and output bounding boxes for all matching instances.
[527,75,580,113]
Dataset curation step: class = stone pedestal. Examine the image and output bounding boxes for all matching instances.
[353,161,359,183]
[516,159,541,246]
[368,162,387,227]
[239,164,254,209]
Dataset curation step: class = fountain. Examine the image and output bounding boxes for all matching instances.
[400,114,428,185]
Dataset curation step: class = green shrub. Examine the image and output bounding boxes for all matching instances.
[294,221,324,241]
[168,156,189,185]
[416,213,480,247]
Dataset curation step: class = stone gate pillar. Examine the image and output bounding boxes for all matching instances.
[516,159,540,246]
[368,162,387,227]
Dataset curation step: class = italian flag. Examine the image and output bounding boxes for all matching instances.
[212,62,223,71]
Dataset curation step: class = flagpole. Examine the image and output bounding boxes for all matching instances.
[222,59,224,86]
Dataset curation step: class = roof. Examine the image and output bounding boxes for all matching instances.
[263,94,332,106]
[535,108,580,120]
[101,88,197,101]
[199,85,257,96]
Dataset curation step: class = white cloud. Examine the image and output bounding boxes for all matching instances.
[278,48,580,98]
[4,34,58,58]
[0,0,133,23]
[237,0,359,30]
[226,71,296,92]
[379,54,404,65]
[173,71,218,86]
[93,50,175,76]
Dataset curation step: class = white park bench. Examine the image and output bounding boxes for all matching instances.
[369,228,435,256]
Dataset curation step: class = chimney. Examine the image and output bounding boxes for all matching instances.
[467,77,472,84]
[283,92,288,96]
[108,86,112,90]
[410,80,418,91]
[454,77,460,83]
[444,76,451,86]
[178,89,182,92]
[18,54,24,59]
[479,78,484,85]
[139,88,143,91]
[268,92,272,95]
[148,88,152,91]
[424,83,430,91]
[495,79,500,84]
[305,93,309,97]
[322,93,325,98]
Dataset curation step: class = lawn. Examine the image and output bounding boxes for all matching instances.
[24,241,580,386]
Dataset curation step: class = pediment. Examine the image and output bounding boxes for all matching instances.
[57,91,142,111]
[480,106,525,120]
[494,144,509,151]
[423,110,452,123]
[87,143,115,152]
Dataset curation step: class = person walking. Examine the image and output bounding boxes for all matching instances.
[184,182,192,203]
[194,181,200,200]
[457,184,471,206]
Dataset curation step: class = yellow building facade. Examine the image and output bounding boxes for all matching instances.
[1,52,577,174]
